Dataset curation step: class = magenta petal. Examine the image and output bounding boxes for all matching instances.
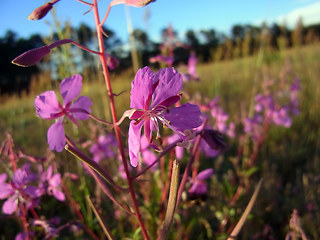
[0,184,13,199]
[15,232,28,240]
[130,110,144,120]
[202,139,221,157]
[47,119,65,152]
[151,68,183,108]
[70,96,92,120]
[49,174,61,188]
[2,195,18,215]
[25,186,42,198]
[175,146,184,159]
[60,74,82,106]
[140,136,157,169]
[130,67,155,109]
[52,189,65,201]
[34,91,60,119]
[0,173,7,183]
[128,121,143,167]
[165,103,202,131]
[156,95,181,109]
[144,119,152,143]
[167,134,184,159]
[188,182,207,195]
[46,165,53,180]
[197,169,214,180]
[12,169,28,187]
[142,148,157,170]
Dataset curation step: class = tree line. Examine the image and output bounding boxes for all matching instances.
[1,19,319,95]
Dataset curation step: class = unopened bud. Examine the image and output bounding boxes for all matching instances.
[110,0,155,8]
[125,0,155,7]
[201,129,228,152]
[12,46,50,67]
[28,0,60,20]
[106,54,119,70]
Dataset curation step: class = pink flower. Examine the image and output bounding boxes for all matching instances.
[34,74,92,152]
[182,52,199,82]
[149,54,174,66]
[128,67,202,167]
[188,169,214,196]
[39,165,65,201]
[0,169,42,215]
[90,134,118,163]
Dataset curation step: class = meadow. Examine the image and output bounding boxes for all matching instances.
[1,40,319,239]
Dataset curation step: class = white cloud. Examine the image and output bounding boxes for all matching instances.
[275,2,320,27]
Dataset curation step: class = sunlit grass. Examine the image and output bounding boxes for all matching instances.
[0,43,320,238]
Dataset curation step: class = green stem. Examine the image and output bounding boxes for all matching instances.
[64,142,125,191]
[227,179,263,240]
[159,159,180,240]
[65,143,134,215]
[86,196,116,240]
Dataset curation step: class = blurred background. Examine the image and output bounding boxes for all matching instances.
[0,0,320,239]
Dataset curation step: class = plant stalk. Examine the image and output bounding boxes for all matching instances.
[91,1,150,239]
[159,159,180,240]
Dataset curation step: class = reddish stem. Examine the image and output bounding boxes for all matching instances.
[249,122,269,167]
[47,39,101,55]
[91,1,149,239]
[20,203,30,240]
[176,134,202,207]
[7,134,17,172]
[77,0,93,6]
[191,149,201,179]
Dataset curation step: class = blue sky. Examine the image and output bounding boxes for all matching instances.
[1,0,320,43]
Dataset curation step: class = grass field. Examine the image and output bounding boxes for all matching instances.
[0,43,319,239]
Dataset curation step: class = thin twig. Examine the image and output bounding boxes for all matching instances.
[64,142,126,191]
[77,0,93,6]
[227,179,263,240]
[86,196,116,240]
[176,134,202,207]
[132,139,182,180]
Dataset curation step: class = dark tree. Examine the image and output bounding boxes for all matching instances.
[0,31,43,95]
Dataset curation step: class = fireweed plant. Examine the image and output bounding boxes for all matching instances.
[3,0,302,239]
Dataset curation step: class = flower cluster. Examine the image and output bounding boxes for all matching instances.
[0,164,65,215]
[244,78,300,140]
[90,134,118,163]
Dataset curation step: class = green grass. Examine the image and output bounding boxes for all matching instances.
[1,44,320,239]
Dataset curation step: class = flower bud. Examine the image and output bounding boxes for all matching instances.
[125,0,155,7]
[12,46,50,67]
[28,0,60,20]
[106,54,119,70]
[110,0,155,8]
[200,129,228,152]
